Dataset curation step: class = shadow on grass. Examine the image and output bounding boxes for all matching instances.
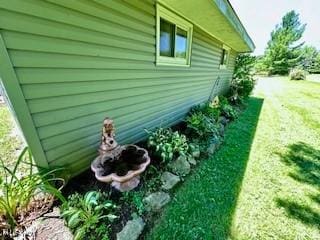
[276,199,320,228]
[279,142,320,188]
[276,142,320,227]
[147,97,264,240]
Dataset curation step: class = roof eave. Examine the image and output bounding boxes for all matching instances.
[213,0,255,52]
[158,0,255,52]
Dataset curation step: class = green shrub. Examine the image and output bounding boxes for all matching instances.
[232,78,255,96]
[146,128,189,162]
[229,54,256,103]
[185,112,219,140]
[61,191,117,240]
[289,68,306,80]
[0,147,65,231]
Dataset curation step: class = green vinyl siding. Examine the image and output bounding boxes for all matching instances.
[0,0,236,176]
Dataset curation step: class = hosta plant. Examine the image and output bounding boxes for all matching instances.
[0,147,65,232]
[185,112,219,140]
[61,191,117,240]
[219,97,238,120]
[221,104,238,120]
[146,128,189,162]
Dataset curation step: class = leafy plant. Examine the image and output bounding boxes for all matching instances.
[192,102,221,121]
[61,191,117,240]
[219,96,238,120]
[121,191,145,216]
[221,104,238,120]
[218,96,229,107]
[94,225,111,240]
[146,128,189,162]
[185,112,219,140]
[141,165,162,192]
[0,147,65,231]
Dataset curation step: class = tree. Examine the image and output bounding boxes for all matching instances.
[314,54,320,73]
[263,10,306,75]
[299,45,320,73]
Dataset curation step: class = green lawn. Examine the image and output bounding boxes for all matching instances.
[0,104,21,170]
[147,77,320,240]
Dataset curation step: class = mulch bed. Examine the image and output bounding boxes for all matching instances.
[62,169,143,239]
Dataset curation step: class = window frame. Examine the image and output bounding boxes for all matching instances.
[156,4,193,67]
[219,45,231,69]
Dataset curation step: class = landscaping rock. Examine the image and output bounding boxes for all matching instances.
[191,149,200,158]
[219,116,228,126]
[161,172,180,190]
[219,124,225,136]
[168,156,191,176]
[143,191,170,211]
[190,144,200,158]
[207,136,221,155]
[116,217,145,240]
[31,207,73,240]
[207,142,217,155]
[187,155,197,165]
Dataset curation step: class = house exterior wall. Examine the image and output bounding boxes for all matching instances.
[0,0,237,175]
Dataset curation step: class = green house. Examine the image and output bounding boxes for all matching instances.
[0,0,254,176]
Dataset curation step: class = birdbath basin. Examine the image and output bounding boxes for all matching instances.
[91,144,150,191]
[91,118,150,191]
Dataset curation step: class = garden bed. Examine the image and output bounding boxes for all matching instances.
[56,96,247,240]
[0,95,248,240]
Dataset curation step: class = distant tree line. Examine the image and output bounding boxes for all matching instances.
[255,10,320,75]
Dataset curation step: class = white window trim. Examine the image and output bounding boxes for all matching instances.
[219,44,231,69]
[156,4,193,67]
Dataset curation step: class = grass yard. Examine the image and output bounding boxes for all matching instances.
[147,76,320,240]
[307,74,320,83]
[0,103,22,170]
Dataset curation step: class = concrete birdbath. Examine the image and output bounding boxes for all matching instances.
[91,118,150,192]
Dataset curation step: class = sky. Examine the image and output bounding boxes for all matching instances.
[229,0,320,55]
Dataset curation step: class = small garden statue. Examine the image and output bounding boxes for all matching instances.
[91,117,150,192]
[210,96,220,108]
[99,118,123,158]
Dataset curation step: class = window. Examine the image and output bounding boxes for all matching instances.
[156,4,193,66]
[220,45,230,69]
